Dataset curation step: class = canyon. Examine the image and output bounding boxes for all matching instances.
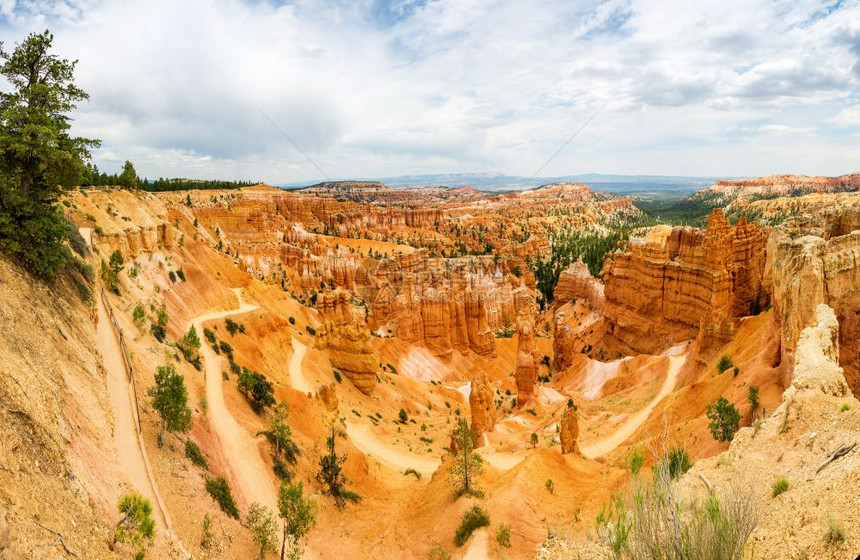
[2,174,860,559]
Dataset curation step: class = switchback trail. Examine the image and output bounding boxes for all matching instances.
[579,353,685,459]
[192,290,280,511]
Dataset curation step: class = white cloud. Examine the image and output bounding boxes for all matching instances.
[831,105,860,126]
[0,0,857,182]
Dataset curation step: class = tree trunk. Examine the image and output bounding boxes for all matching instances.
[280,524,286,560]
[158,420,165,448]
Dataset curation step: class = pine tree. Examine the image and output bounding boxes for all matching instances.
[450,418,484,497]
[0,30,99,278]
[119,160,139,189]
[277,481,316,560]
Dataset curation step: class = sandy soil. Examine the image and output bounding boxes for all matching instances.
[193,289,279,512]
[461,527,488,559]
[580,352,686,459]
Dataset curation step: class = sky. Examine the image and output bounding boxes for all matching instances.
[0,0,858,183]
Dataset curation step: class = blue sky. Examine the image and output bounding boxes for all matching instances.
[0,0,858,182]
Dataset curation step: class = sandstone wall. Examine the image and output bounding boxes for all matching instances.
[602,210,769,354]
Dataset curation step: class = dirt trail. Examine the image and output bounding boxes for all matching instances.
[289,338,313,394]
[96,294,168,528]
[192,290,279,511]
[580,353,685,459]
[345,422,441,478]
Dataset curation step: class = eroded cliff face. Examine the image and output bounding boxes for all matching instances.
[601,210,769,354]
[314,289,379,395]
[516,315,539,405]
[768,206,860,396]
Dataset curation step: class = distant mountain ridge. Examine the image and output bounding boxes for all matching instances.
[281,172,739,195]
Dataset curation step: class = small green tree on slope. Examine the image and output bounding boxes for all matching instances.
[707,396,740,443]
[147,363,191,447]
[114,493,155,558]
[450,418,484,498]
[278,481,317,560]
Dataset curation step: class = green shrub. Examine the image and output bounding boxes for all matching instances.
[841,403,850,412]
[404,468,422,480]
[627,446,645,475]
[289,316,295,325]
[716,355,734,374]
[748,386,760,412]
[771,477,788,497]
[428,545,451,560]
[237,368,275,413]
[176,268,186,282]
[495,523,511,549]
[203,328,216,345]
[205,476,239,519]
[526,408,537,416]
[657,445,692,480]
[185,440,208,469]
[305,325,316,336]
[333,370,342,383]
[218,340,233,361]
[225,318,239,336]
[132,304,146,327]
[399,408,408,423]
[454,505,490,547]
[707,396,740,442]
[545,478,555,494]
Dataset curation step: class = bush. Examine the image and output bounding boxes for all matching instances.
[627,447,645,475]
[545,478,555,494]
[203,328,216,345]
[707,396,740,442]
[841,403,850,412]
[771,477,788,498]
[495,523,511,549]
[747,386,760,412]
[305,325,316,336]
[132,304,146,327]
[716,355,734,374]
[237,368,275,413]
[824,515,845,545]
[225,318,239,336]
[404,468,422,479]
[205,476,240,519]
[218,340,233,361]
[657,445,692,480]
[333,370,342,383]
[176,268,186,282]
[596,467,757,560]
[399,408,408,423]
[288,316,295,325]
[454,505,490,547]
[185,440,208,469]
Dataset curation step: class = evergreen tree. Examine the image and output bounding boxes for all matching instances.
[707,396,741,443]
[119,160,139,189]
[114,493,156,557]
[147,363,192,446]
[316,420,359,508]
[449,418,484,497]
[0,30,99,278]
[258,402,300,479]
[246,502,279,559]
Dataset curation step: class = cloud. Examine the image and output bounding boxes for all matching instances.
[0,0,857,181]
[831,105,860,126]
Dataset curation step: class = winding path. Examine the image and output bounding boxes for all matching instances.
[579,354,685,459]
[192,290,279,511]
